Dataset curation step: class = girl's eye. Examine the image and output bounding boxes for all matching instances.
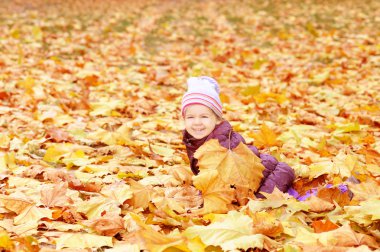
[202,116,208,118]
[186,116,194,119]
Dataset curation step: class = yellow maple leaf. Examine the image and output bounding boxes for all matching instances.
[184,211,278,251]
[55,233,113,249]
[192,170,235,214]
[13,205,52,225]
[0,195,34,215]
[194,139,265,191]
[249,124,280,148]
[77,197,121,220]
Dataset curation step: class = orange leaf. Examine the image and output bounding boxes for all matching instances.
[249,124,280,148]
[316,187,351,207]
[311,218,339,233]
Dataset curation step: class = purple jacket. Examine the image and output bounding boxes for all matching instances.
[182,121,295,197]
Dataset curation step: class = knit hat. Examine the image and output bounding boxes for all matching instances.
[181,76,223,118]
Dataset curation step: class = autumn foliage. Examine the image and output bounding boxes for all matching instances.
[0,0,380,251]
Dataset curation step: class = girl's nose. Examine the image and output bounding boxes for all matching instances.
[193,117,202,124]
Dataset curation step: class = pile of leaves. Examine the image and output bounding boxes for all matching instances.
[0,0,379,251]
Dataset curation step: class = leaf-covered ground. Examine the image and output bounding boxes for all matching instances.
[0,0,380,251]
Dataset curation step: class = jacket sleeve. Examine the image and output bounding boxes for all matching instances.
[248,145,295,198]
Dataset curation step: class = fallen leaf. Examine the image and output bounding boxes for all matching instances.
[40,182,73,207]
[0,195,34,215]
[126,179,154,209]
[55,233,113,249]
[306,196,335,213]
[84,214,125,236]
[294,224,379,248]
[192,170,235,214]
[194,139,265,191]
[14,205,52,225]
[251,212,283,237]
[316,187,351,207]
[249,124,280,148]
[184,211,278,251]
[311,218,339,233]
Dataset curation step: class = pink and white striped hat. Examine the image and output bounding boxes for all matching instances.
[181,76,223,118]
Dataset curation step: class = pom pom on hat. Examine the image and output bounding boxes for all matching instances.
[181,76,223,118]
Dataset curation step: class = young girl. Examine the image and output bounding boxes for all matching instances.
[181,76,295,198]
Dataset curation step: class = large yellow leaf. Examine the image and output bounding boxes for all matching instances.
[55,233,113,249]
[194,139,264,191]
[192,170,234,214]
[184,211,278,251]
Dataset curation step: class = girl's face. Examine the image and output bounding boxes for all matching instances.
[184,104,222,139]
